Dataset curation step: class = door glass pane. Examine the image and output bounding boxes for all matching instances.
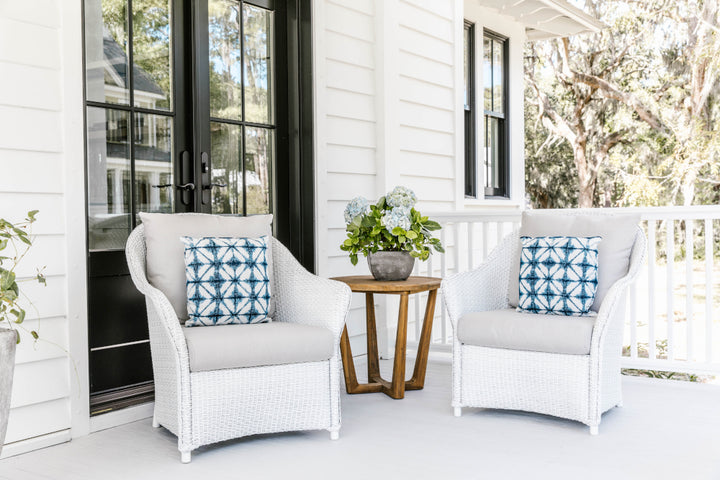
[243,4,274,124]
[134,113,174,216]
[211,122,243,214]
[84,0,130,105]
[245,127,273,215]
[209,0,243,120]
[483,37,492,112]
[87,107,131,250]
[463,25,470,108]
[493,40,504,114]
[132,0,173,111]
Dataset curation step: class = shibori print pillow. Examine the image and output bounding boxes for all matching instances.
[518,236,601,316]
[182,236,271,326]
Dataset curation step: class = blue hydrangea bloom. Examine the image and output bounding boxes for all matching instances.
[382,206,412,232]
[386,186,417,209]
[344,196,370,223]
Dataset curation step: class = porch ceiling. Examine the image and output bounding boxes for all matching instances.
[480,0,605,40]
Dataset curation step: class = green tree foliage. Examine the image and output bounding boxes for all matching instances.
[525,0,720,209]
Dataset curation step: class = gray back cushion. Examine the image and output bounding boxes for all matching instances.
[508,211,640,312]
[138,213,274,322]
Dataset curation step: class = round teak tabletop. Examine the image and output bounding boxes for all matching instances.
[330,275,441,294]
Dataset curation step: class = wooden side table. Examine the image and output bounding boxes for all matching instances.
[331,275,442,399]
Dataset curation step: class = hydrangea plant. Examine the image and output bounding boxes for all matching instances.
[340,186,444,265]
[0,211,45,343]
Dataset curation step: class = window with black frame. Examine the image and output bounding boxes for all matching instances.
[483,31,508,198]
[463,21,476,198]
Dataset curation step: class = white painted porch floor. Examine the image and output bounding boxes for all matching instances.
[1,360,719,480]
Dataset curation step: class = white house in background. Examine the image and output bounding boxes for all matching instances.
[0,0,601,458]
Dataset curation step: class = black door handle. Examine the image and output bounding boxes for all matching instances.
[152,184,173,189]
[176,183,196,191]
[202,183,227,190]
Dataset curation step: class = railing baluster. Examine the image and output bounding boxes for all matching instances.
[647,220,657,360]
[686,219,694,362]
[630,282,638,359]
[666,219,675,361]
[467,222,475,270]
[440,227,447,343]
[496,221,504,247]
[482,222,489,260]
[705,219,714,364]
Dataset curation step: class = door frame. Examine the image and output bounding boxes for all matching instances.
[77,0,316,429]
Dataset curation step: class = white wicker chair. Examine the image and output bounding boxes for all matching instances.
[125,225,351,463]
[442,226,646,435]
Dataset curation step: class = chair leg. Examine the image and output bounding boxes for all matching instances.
[180,450,192,464]
[328,426,340,440]
[152,413,160,428]
[453,407,462,417]
[589,425,599,436]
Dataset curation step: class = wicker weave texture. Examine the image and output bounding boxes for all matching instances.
[125,225,351,459]
[443,225,647,431]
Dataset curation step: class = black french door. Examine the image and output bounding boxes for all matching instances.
[82,0,313,414]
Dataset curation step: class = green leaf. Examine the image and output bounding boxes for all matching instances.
[31,330,39,340]
[343,239,353,247]
[361,215,375,228]
[0,269,16,290]
[11,309,25,324]
[27,210,39,222]
[398,236,406,243]
[17,235,31,245]
[391,227,405,236]
[405,230,418,240]
[350,254,358,266]
[424,220,442,231]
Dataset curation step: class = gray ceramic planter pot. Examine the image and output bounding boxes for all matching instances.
[0,328,17,456]
[367,251,415,281]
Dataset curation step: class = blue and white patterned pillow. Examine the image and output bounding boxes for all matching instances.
[181,236,271,327]
[518,236,601,316]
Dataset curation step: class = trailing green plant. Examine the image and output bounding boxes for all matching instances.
[340,186,445,265]
[0,211,46,343]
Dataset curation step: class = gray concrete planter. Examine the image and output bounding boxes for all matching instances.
[0,328,17,456]
[367,251,415,281]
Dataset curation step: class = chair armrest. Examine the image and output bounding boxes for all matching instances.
[125,226,190,369]
[441,230,518,330]
[590,227,647,349]
[271,238,352,343]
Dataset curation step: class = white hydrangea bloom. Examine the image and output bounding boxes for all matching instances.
[382,206,412,232]
[343,196,370,223]
[386,186,417,209]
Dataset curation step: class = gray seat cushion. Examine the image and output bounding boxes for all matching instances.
[138,212,274,322]
[183,322,335,372]
[508,211,640,312]
[457,309,596,355]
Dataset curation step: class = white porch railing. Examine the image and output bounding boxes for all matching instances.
[409,206,720,377]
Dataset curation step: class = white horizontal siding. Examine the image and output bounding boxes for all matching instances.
[0,151,65,194]
[10,358,70,409]
[0,0,72,452]
[4,398,71,445]
[0,18,61,69]
[0,62,62,111]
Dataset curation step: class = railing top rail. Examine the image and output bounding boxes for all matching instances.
[426,205,720,222]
